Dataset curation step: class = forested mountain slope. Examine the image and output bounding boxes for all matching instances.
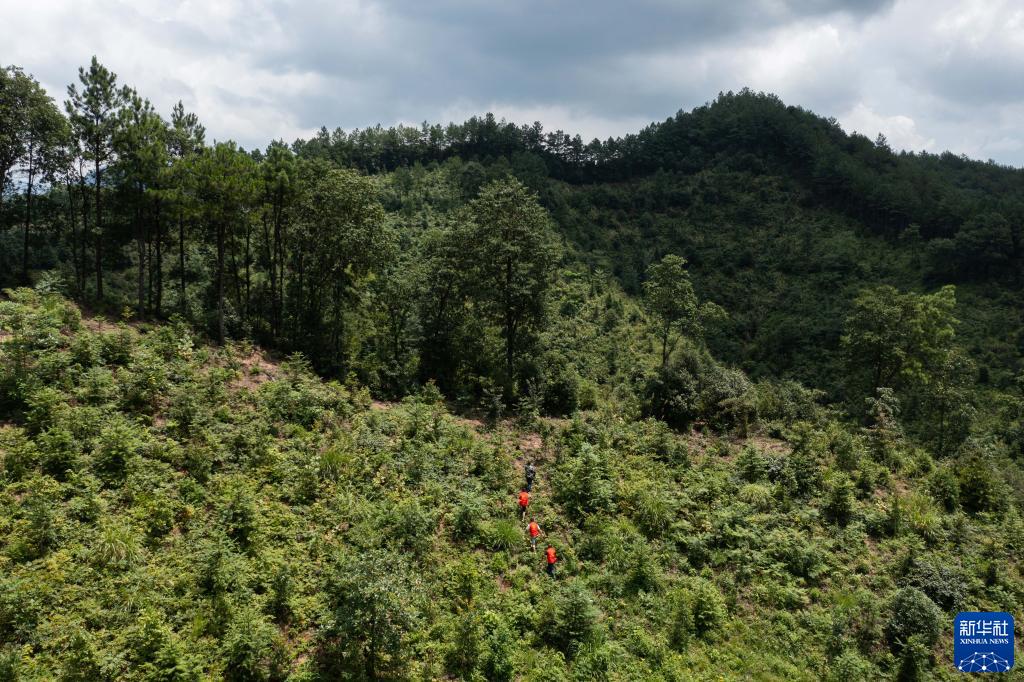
[3,62,1023,401]
[294,90,1024,392]
[2,290,1023,680]
[3,59,1024,681]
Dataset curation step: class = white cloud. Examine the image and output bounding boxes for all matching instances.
[840,103,935,151]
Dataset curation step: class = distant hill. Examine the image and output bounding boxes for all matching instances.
[293,90,1024,391]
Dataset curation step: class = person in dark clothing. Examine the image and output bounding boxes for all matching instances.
[524,462,536,492]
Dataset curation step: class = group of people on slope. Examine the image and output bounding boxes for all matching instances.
[518,461,557,576]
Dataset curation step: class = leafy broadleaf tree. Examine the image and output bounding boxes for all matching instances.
[0,66,37,216]
[466,178,558,398]
[319,550,420,681]
[285,160,393,373]
[14,73,68,284]
[644,254,725,367]
[370,244,423,395]
[415,221,473,392]
[841,285,957,398]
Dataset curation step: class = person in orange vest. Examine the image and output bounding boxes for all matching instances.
[527,517,541,552]
[518,489,530,521]
[545,544,557,577]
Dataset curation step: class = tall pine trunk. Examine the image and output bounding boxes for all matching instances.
[244,220,251,321]
[136,199,145,318]
[66,177,80,293]
[78,159,90,294]
[178,212,187,315]
[94,155,103,300]
[217,222,226,343]
[154,201,163,317]
[21,141,34,284]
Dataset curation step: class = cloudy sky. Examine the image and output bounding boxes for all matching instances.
[4,0,1023,165]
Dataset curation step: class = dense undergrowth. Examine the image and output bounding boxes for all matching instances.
[2,289,1023,681]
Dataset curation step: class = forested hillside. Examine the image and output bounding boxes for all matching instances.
[2,289,1023,680]
[2,58,1024,680]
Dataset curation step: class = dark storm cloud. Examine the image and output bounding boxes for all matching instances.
[255,0,897,128]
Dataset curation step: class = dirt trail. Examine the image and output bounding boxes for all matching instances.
[234,350,280,389]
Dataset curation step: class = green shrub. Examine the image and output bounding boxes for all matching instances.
[668,588,695,649]
[0,428,37,482]
[137,493,177,539]
[753,379,824,426]
[737,482,774,510]
[60,628,103,682]
[896,634,932,682]
[120,349,170,412]
[829,426,863,472]
[451,490,486,542]
[827,650,876,682]
[93,419,143,484]
[632,418,688,466]
[24,385,65,433]
[223,605,286,682]
[268,563,294,624]
[902,557,969,610]
[884,587,942,651]
[487,519,522,553]
[446,609,483,678]
[553,443,614,520]
[772,423,824,499]
[538,351,581,417]
[864,388,904,467]
[7,487,58,562]
[736,444,768,482]
[77,366,117,405]
[0,646,20,682]
[387,497,435,553]
[668,578,728,647]
[823,474,856,526]
[318,550,419,681]
[219,478,260,549]
[691,579,728,638]
[631,485,674,539]
[478,610,515,682]
[99,326,136,365]
[902,493,944,544]
[928,464,960,512]
[36,427,80,480]
[64,472,104,522]
[777,449,822,500]
[958,455,1009,514]
[571,642,613,682]
[318,444,349,482]
[196,537,244,597]
[93,522,142,570]
[126,611,201,681]
[829,590,884,656]
[540,580,600,657]
[625,546,662,594]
